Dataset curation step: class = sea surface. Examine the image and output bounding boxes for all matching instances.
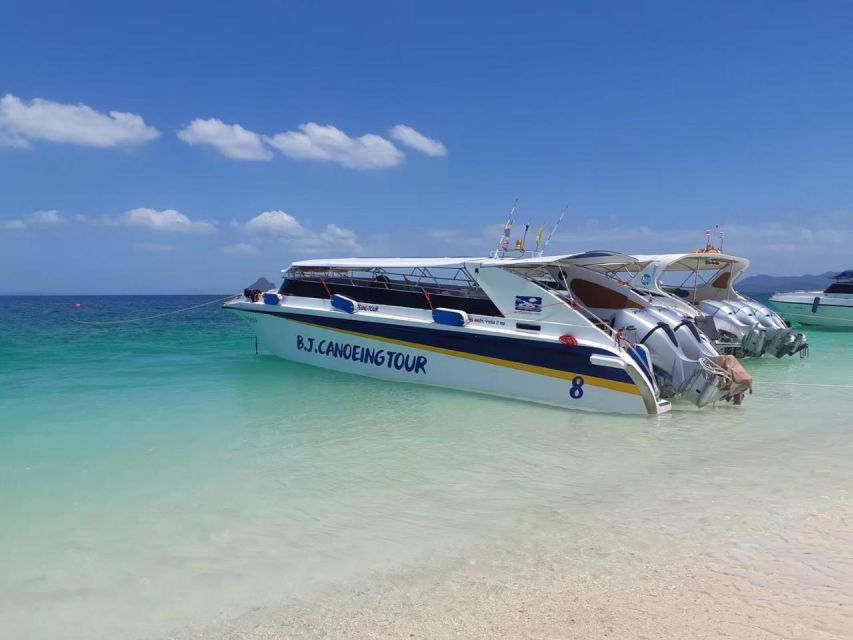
[1,295,851,639]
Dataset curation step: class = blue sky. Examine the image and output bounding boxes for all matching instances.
[1,1,852,293]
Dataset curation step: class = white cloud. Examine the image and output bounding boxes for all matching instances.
[2,209,67,230]
[74,213,120,226]
[265,123,404,169]
[244,210,360,254]
[176,118,272,161]
[223,242,259,255]
[0,94,160,148]
[245,210,306,236]
[319,223,359,249]
[389,125,447,157]
[0,130,30,149]
[121,208,216,233]
[28,209,67,225]
[3,207,221,236]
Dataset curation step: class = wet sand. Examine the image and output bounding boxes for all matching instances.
[183,497,853,640]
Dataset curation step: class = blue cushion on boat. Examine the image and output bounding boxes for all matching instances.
[263,292,280,305]
[331,294,358,313]
[432,308,468,327]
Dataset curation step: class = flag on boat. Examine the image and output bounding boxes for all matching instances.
[500,216,513,252]
[534,223,546,250]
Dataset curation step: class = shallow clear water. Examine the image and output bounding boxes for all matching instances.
[1,296,851,639]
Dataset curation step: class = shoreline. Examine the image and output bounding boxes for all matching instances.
[182,497,853,640]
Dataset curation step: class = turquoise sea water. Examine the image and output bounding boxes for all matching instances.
[1,296,852,639]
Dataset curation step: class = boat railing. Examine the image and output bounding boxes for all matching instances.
[285,266,490,299]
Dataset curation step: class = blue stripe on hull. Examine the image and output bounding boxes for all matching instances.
[243,308,634,385]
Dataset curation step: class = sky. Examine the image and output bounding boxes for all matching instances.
[1,1,852,294]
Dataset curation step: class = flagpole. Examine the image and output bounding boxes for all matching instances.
[494,199,518,258]
[541,205,568,254]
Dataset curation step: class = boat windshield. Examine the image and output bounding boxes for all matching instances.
[281,264,502,316]
[284,264,487,298]
[825,282,853,294]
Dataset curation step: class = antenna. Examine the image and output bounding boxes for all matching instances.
[716,225,724,253]
[493,199,518,258]
[541,205,568,254]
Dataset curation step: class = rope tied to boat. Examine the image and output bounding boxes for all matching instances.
[769,381,853,389]
[71,294,239,325]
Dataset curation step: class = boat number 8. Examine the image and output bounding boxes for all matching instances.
[569,376,585,399]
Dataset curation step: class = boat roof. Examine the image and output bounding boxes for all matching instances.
[833,270,853,280]
[632,252,750,271]
[289,257,480,270]
[479,250,637,268]
[287,251,638,272]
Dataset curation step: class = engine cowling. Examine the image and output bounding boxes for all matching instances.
[610,308,738,407]
[698,300,766,356]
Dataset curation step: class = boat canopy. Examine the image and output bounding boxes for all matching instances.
[287,251,639,274]
[629,252,750,302]
[632,253,750,272]
[287,257,480,272]
[479,250,639,271]
[832,270,853,281]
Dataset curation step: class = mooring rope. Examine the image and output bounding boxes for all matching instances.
[71,294,239,325]
[768,381,853,389]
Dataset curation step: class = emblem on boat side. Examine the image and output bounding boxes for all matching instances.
[641,273,652,286]
[515,296,542,312]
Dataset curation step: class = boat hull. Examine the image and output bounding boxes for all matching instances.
[770,296,853,329]
[232,307,667,415]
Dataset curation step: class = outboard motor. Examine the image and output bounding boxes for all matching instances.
[698,300,766,357]
[740,299,808,357]
[723,300,777,355]
[646,306,718,360]
[611,308,739,408]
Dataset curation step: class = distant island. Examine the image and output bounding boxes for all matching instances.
[737,271,835,295]
[247,277,276,291]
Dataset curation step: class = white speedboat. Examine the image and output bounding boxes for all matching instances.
[626,252,808,358]
[225,253,753,415]
[770,271,853,328]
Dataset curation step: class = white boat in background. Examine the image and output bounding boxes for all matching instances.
[224,252,754,416]
[770,271,853,328]
[626,252,808,358]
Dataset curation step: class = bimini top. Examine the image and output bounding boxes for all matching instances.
[479,250,638,270]
[288,257,481,271]
[629,252,750,300]
[632,253,750,271]
[287,251,638,273]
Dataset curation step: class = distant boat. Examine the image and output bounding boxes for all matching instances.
[770,271,853,328]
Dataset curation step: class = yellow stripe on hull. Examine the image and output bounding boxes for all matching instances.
[288,316,640,396]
